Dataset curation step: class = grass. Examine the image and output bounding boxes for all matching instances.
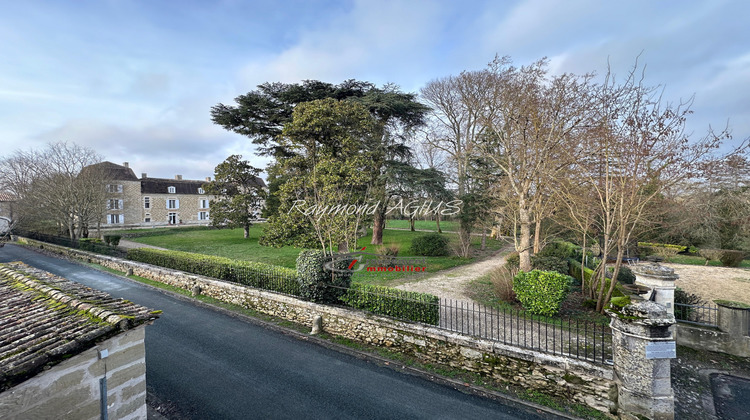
[120,224,507,286]
[385,219,459,232]
[663,254,750,268]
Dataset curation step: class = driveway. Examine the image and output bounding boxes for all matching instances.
[0,244,547,420]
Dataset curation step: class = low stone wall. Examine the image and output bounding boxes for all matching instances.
[676,323,750,357]
[0,326,147,420]
[14,237,617,415]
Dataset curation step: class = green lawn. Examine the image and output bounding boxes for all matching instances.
[385,219,459,232]
[122,225,507,285]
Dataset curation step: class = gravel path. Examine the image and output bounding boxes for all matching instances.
[396,244,514,302]
[117,239,168,251]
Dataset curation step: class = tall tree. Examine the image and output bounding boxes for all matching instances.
[211,80,429,244]
[259,99,379,255]
[203,155,265,239]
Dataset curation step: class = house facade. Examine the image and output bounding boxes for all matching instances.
[0,192,15,234]
[92,162,265,229]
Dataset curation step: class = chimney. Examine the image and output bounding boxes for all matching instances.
[122,162,129,168]
[141,173,147,179]
[175,175,183,180]
[205,177,211,182]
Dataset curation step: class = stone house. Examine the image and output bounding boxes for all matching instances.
[0,261,159,419]
[88,161,265,229]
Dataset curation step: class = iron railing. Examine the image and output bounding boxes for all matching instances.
[674,302,718,327]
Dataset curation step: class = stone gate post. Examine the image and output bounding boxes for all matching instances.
[632,263,678,315]
[607,300,676,420]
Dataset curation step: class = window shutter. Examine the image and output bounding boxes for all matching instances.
[118,185,123,193]
[120,214,124,224]
[106,200,111,210]
[119,199,124,210]
[176,199,180,209]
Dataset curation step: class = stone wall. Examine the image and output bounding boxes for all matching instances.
[15,237,617,415]
[0,325,148,420]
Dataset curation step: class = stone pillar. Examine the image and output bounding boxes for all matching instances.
[715,300,750,336]
[607,300,676,420]
[632,263,678,314]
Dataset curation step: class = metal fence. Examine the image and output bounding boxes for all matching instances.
[674,302,718,327]
[438,298,612,364]
[14,230,127,258]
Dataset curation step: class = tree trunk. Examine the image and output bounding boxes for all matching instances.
[481,228,487,250]
[533,219,542,253]
[370,205,385,245]
[243,224,249,238]
[436,214,442,233]
[410,217,415,232]
[518,206,532,272]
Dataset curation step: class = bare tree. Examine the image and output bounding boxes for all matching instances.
[0,141,106,239]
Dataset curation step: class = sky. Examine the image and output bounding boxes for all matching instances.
[1,0,748,181]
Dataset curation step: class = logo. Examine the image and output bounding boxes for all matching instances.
[323,247,428,274]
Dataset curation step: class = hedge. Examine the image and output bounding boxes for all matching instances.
[637,242,687,252]
[296,250,352,303]
[340,283,440,325]
[513,270,570,316]
[568,259,594,287]
[127,248,300,295]
[410,233,449,256]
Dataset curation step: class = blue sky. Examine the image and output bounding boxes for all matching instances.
[1,0,748,180]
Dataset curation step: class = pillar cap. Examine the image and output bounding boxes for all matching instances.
[631,262,678,280]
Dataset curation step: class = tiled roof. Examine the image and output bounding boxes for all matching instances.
[82,161,139,181]
[140,176,266,194]
[141,177,210,195]
[0,262,159,391]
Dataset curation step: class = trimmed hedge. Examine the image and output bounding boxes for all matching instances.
[637,242,687,252]
[568,259,594,287]
[513,270,570,316]
[340,283,439,325]
[296,250,352,303]
[531,255,569,275]
[127,248,300,295]
[410,233,449,256]
[719,250,746,267]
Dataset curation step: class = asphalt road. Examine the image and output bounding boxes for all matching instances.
[1,244,547,420]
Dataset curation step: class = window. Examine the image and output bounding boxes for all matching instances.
[168,186,176,193]
[106,184,123,193]
[107,214,123,224]
[144,197,150,209]
[107,199,123,210]
[198,187,205,194]
[168,212,177,224]
[167,199,179,209]
[200,199,209,209]
[198,211,209,221]
[144,217,151,223]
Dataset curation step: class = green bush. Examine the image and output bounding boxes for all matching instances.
[296,250,352,303]
[127,248,300,295]
[568,259,594,288]
[505,252,520,271]
[608,265,635,285]
[410,233,449,256]
[513,270,570,316]
[531,255,569,275]
[719,250,746,267]
[538,241,578,259]
[340,283,439,325]
[103,235,122,246]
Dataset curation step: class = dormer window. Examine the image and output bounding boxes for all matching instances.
[168,186,176,194]
[198,188,205,194]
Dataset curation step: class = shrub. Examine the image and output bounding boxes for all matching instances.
[127,248,300,295]
[637,242,686,259]
[489,266,517,302]
[674,287,705,322]
[568,259,593,288]
[538,241,578,259]
[410,233,449,256]
[505,252,520,271]
[719,250,746,267]
[512,270,570,316]
[531,255,569,275]
[698,248,723,265]
[340,284,439,325]
[103,235,122,247]
[296,250,352,303]
[608,265,635,285]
